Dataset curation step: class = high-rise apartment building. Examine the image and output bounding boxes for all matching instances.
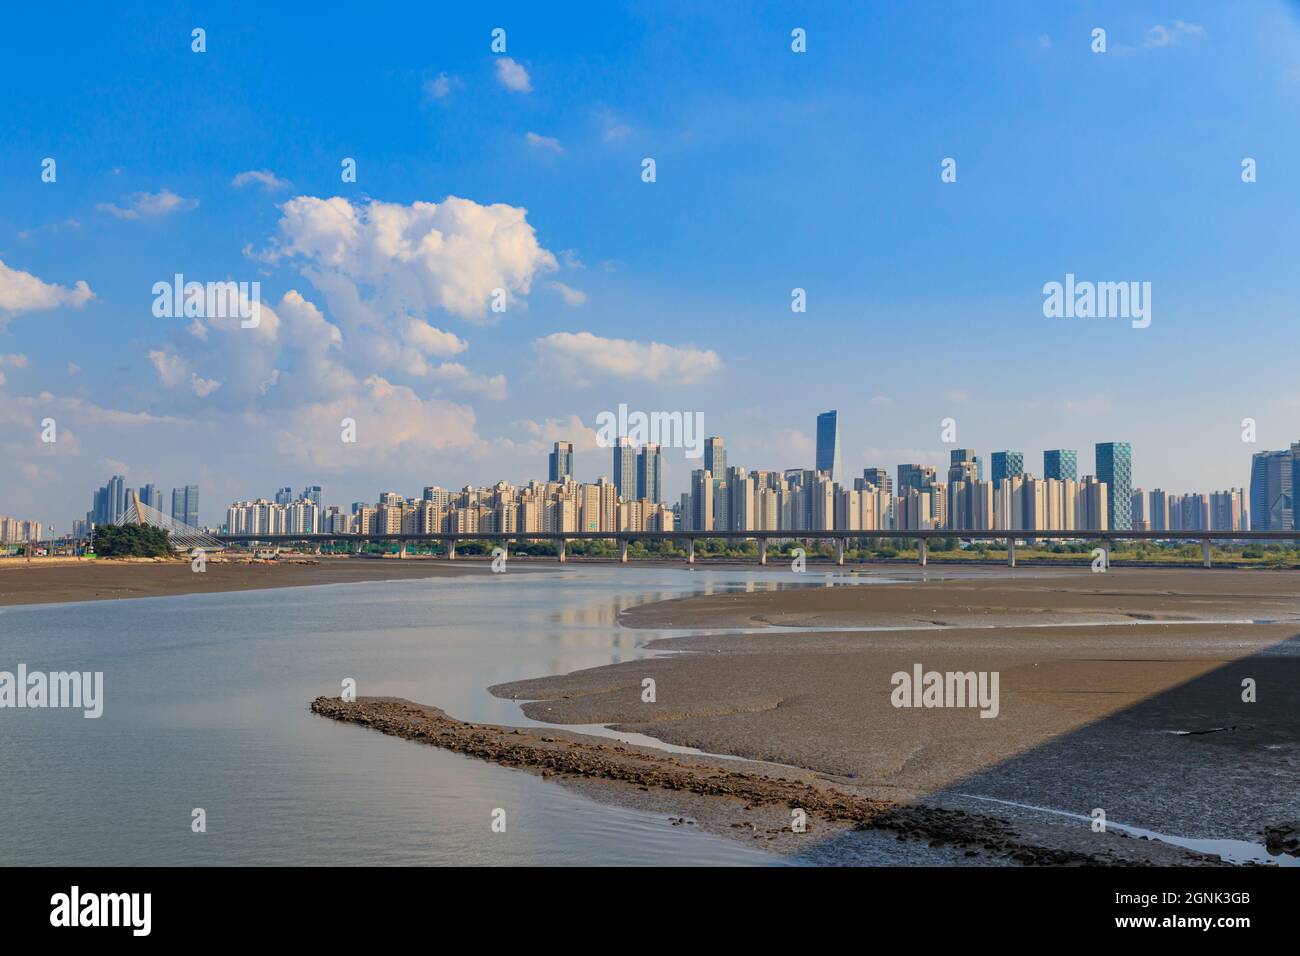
[947,449,979,487]
[1095,442,1132,531]
[897,464,936,495]
[815,410,842,484]
[1149,488,1169,531]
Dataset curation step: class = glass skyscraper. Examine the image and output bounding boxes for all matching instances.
[990,451,1024,484]
[612,439,636,499]
[171,485,200,527]
[1096,442,1132,531]
[815,410,842,484]
[1249,447,1295,531]
[704,437,726,480]
[1043,449,1078,482]
[548,441,573,481]
[636,444,662,503]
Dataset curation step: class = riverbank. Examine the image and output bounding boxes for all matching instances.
[311,695,1219,865]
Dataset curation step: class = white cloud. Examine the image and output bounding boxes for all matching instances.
[506,414,602,455]
[148,349,189,388]
[0,353,29,368]
[546,280,586,306]
[0,259,94,319]
[232,169,291,191]
[97,189,198,219]
[495,57,532,93]
[274,375,480,467]
[428,362,508,400]
[424,72,458,99]
[1145,21,1204,49]
[266,194,557,323]
[404,319,468,358]
[533,331,721,385]
[945,389,970,403]
[190,373,222,397]
[525,131,563,153]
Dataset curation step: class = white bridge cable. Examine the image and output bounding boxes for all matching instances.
[118,493,224,552]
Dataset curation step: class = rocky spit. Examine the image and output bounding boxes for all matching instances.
[310,695,1227,866]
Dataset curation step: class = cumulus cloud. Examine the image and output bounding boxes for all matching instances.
[525,132,562,153]
[274,375,480,467]
[404,319,468,358]
[511,414,602,453]
[232,169,291,190]
[533,331,721,385]
[495,57,531,92]
[266,194,557,323]
[428,362,508,400]
[97,189,198,219]
[0,259,94,319]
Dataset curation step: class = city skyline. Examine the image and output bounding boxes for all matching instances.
[5,5,1300,527]
[31,408,1300,536]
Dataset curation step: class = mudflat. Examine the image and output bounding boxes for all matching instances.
[491,567,1300,861]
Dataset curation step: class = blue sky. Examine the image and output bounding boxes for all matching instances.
[3,1,1300,528]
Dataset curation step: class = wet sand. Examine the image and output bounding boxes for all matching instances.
[489,568,1300,863]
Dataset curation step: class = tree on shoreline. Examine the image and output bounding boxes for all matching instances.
[92,524,174,558]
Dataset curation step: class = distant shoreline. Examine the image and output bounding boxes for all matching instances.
[0,556,495,608]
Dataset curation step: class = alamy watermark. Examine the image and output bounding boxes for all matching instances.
[152,273,260,328]
[595,403,704,458]
[0,665,103,718]
[891,663,999,718]
[1042,273,1150,329]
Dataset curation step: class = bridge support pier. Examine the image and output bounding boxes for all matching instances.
[835,537,845,566]
[686,539,695,564]
[1007,539,1016,567]
[918,538,928,567]
[1099,540,1110,570]
[350,540,361,555]
[619,539,628,563]
[1202,539,1212,568]
[758,538,768,565]
[448,540,457,561]
[398,543,407,559]
[557,539,566,563]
